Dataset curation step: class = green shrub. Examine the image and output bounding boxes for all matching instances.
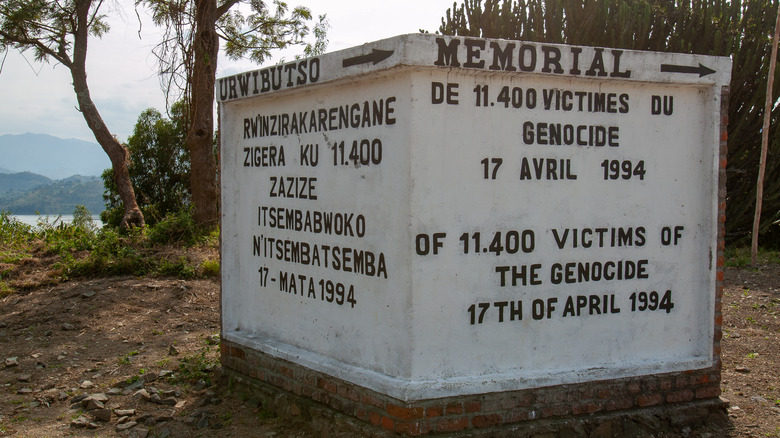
[725,247,780,268]
[0,280,13,299]
[174,339,220,385]
[2,207,219,284]
[0,211,33,250]
[147,208,199,245]
[157,256,196,279]
[201,259,220,277]
[54,226,150,277]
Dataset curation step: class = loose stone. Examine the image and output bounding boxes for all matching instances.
[133,389,151,401]
[129,427,150,438]
[114,409,136,417]
[91,408,112,422]
[83,399,105,411]
[116,420,138,431]
[71,415,98,429]
[85,393,109,403]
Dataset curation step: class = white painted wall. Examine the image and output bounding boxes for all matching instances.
[220,34,730,401]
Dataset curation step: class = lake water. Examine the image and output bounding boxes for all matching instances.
[9,214,104,227]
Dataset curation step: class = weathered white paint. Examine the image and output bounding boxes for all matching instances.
[219,34,730,402]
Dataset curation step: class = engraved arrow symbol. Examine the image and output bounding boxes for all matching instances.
[342,49,394,67]
[660,63,716,77]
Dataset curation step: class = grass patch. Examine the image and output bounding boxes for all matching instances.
[201,259,220,277]
[0,207,219,293]
[0,280,13,299]
[157,256,196,279]
[118,350,140,365]
[725,247,780,268]
[175,336,220,385]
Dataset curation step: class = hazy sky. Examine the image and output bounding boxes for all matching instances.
[0,0,457,143]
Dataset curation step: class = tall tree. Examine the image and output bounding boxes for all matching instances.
[140,0,327,227]
[0,0,145,228]
[102,101,190,226]
[440,0,780,247]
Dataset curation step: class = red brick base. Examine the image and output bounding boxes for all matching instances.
[220,340,725,436]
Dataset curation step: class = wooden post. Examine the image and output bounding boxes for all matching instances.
[751,3,780,266]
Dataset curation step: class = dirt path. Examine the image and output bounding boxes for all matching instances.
[0,267,778,437]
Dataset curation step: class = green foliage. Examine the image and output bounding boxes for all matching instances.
[0,280,13,299]
[72,205,95,229]
[0,0,109,71]
[438,0,780,247]
[0,177,104,216]
[0,172,52,195]
[102,102,190,227]
[147,207,199,245]
[55,227,151,278]
[0,210,33,254]
[157,257,196,279]
[1,207,218,293]
[725,247,780,267]
[118,350,140,365]
[141,0,329,105]
[174,338,220,385]
[220,3,328,64]
[200,259,220,277]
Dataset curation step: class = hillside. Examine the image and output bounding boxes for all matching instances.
[0,171,52,195]
[0,133,110,179]
[0,174,104,215]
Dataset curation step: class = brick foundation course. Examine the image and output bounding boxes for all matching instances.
[221,339,725,436]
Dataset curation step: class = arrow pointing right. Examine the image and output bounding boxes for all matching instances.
[660,63,716,77]
[342,49,394,68]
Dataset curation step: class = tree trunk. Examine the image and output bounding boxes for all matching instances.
[72,0,144,228]
[187,0,220,227]
[752,3,780,264]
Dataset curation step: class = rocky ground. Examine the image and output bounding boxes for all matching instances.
[720,266,780,437]
[0,265,778,437]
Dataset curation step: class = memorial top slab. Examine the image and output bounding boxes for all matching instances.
[217,33,731,103]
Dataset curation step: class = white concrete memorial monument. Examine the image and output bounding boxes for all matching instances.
[218,34,730,404]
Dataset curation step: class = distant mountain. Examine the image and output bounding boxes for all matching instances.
[0,133,111,179]
[0,172,104,215]
[0,171,52,195]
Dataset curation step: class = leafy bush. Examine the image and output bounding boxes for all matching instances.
[200,259,220,277]
[157,256,196,279]
[2,206,219,293]
[102,103,191,227]
[147,207,200,245]
[0,210,33,253]
[55,227,151,277]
